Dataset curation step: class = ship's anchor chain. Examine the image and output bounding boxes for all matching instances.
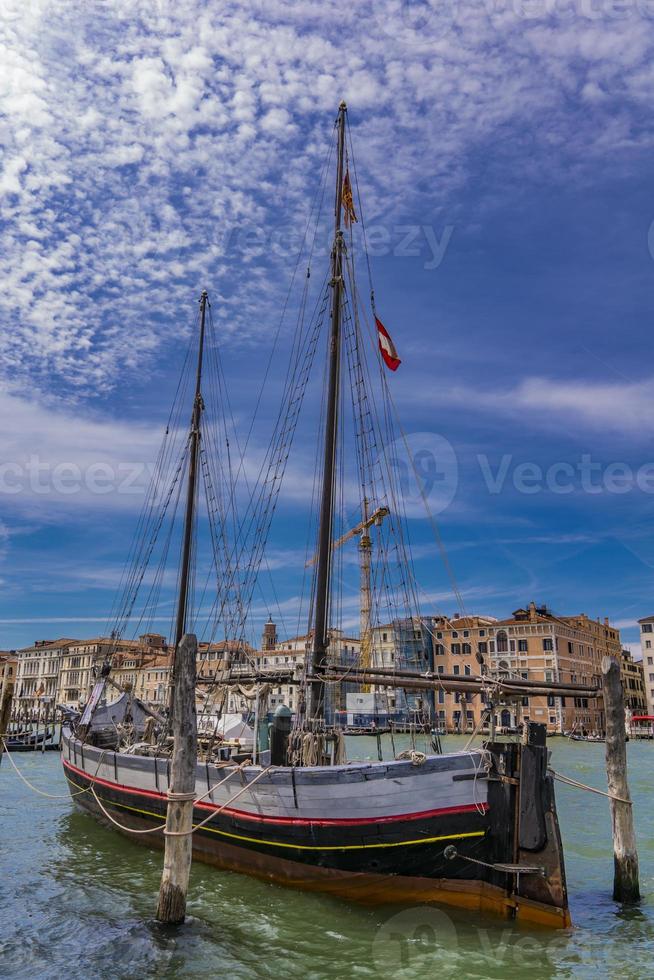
[443,844,546,879]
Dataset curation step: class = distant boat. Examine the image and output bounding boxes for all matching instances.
[6,731,53,751]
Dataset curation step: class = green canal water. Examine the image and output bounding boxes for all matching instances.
[1,736,653,979]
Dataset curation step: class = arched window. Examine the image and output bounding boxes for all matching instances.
[496,630,508,653]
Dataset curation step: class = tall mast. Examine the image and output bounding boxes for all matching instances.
[309,101,347,721]
[359,497,372,682]
[169,289,208,718]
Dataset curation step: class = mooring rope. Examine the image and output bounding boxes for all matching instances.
[463,710,490,751]
[1,739,106,800]
[88,764,272,838]
[549,768,632,805]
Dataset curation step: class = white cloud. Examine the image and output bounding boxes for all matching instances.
[417,373,654,436]
[0,2,653,398]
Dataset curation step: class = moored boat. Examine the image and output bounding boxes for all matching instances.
[62,102,580,928]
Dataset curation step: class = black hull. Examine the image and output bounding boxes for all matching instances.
[62,745,571,928]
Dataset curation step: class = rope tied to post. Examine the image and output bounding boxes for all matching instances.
[549,767,633,805]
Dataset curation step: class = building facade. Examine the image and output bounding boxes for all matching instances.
[429,614,497,733]
[56,634,169,708]
[364,604,622,734]
[0,651,17,697]
[638,616,654,718]
[620,648,648,728]
[15,639,78,716]
[489,604,622,735]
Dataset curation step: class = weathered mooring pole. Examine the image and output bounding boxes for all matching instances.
[602,655,640,903]
[0,676,14,766]
[156,632,198,924]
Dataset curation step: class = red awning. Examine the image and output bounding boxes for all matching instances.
[631,715,654,722]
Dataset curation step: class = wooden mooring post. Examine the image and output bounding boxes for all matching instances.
[156,633,198,924]
[602,655,640,903]
[0,678,14,766]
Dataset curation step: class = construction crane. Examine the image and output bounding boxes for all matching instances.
[306,500,389,680]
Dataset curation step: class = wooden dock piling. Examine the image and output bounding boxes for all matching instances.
[0,677,14,765]
[156,633,198,924]
[602,655,640,903]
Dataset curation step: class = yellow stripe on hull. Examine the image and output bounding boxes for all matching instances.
[67,772,485,851]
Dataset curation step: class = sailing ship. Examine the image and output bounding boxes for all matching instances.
[62,103,582,928]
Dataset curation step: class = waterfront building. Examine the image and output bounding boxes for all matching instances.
[224,626,360,720]
[638,616,654,718]
[620,648,648,731]
[56,634,168,708]
[427,614,498,733]
[366,617,439,724]
[0,651,17,694]
[363,604,622,734]
[133,652,172,707]
[489,603,622,734]
[15,639,78,715]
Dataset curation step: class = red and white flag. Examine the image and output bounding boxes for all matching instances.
[375,316,401,371]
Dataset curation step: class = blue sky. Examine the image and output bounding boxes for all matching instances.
[2,1,654,653]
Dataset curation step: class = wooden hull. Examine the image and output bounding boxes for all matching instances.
[61,729,571,928]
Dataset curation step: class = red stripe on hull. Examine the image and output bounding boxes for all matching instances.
[62,757,488,826]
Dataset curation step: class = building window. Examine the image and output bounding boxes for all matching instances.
[479,629,486,637]
[642,624,653,633]
[568,641,573,654]
[543,638,554,652]
[518,639,528,652]
[462,643,471,655]
[496,631,508,653]
[453,665,460,675]
[478,642,487,654]
[646,641,652,649]
[464,665,471,676]
[463,631,469,638]
[451,643,461,655]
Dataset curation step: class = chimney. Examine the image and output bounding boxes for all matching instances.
[528,601,537,622]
